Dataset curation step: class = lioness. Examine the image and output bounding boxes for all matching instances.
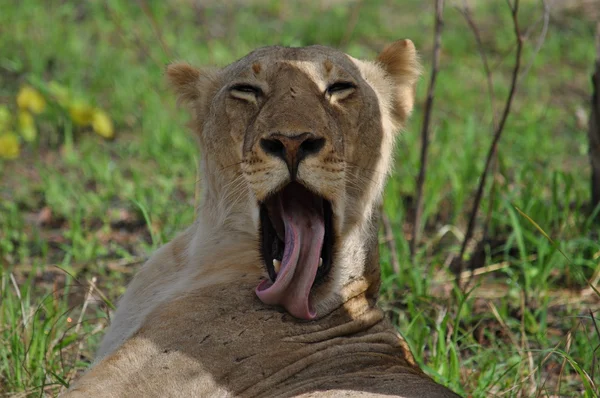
[65,41,460,397]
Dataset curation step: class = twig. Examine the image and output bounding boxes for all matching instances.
[339,0,363,47]
[381,208,401,275]
[519,0,550,81]
[137,0,174,60]
[453,0,523,279]
[458,1,496,128]
[410,0,445,261]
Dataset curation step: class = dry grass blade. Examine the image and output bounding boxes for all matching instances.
[513,205,572,263]
[440,254,537,283]
[9,273,28,328]
[61,277,97,392]
[555,331,573,396]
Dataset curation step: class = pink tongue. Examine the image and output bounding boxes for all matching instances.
[255,189,324,320]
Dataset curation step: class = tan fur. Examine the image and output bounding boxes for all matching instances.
[64,41,459,397]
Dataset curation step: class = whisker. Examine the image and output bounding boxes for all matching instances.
[220,161,246,171]
[345,167,380,187]
[345,161,388,176]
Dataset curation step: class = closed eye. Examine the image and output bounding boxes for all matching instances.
[230,84,263,96]
[326,81,356,96]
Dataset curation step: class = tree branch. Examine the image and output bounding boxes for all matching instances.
[410,0,445,261]
[452,0,524,278]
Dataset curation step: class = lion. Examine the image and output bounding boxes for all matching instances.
[64,40,460,397]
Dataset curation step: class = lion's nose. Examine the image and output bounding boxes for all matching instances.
[260,132,325,179]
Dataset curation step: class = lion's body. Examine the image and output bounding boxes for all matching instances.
[66,237,455,398]
[64,42,460,397]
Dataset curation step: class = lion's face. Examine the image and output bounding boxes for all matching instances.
[167,41,420,320]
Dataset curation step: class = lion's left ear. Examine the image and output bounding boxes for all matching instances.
[377,39,421,124]
[166,62,220,114]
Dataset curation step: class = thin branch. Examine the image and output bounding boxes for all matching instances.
[458,1,496,128]
[519,0,550,81]
[410,0,445,261]
[381,208,401,275]
[453,0,524,278]
[457,1,498,287]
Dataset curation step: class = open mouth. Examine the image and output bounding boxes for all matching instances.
[255,182,334,320]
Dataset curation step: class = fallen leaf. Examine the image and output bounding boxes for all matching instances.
[69,102,95,126]
[92,108,114,139]
[17,86,46,114]
[18,110,37,142]
[0,132,20,159]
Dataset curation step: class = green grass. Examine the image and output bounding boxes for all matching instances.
[0,0,598,396]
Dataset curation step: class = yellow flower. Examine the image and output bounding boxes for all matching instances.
[69,102,95,126]
[17,86,46,114]
[0,106,11,131]
[18,110,37,142]
[92,109,114,139]
[0,133,20,159]
[47,81,70,106]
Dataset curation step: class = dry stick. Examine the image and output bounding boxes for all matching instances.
[410,0,445,261]
[453,0,523,280]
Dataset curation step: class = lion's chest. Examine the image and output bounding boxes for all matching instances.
[121,287,415,396]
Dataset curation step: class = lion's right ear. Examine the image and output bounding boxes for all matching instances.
[166,62,219,110]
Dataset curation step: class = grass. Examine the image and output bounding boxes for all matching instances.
[0,0,598,396]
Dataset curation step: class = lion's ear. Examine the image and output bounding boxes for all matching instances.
[166,62,220,111]
[377,39,421,123]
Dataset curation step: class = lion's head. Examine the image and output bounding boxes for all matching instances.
[167,41,420,320]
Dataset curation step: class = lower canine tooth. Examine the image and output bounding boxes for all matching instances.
[273,259,281,273]
[319,257,323,267]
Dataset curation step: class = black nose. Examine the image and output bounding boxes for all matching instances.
[260,132,325,179]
